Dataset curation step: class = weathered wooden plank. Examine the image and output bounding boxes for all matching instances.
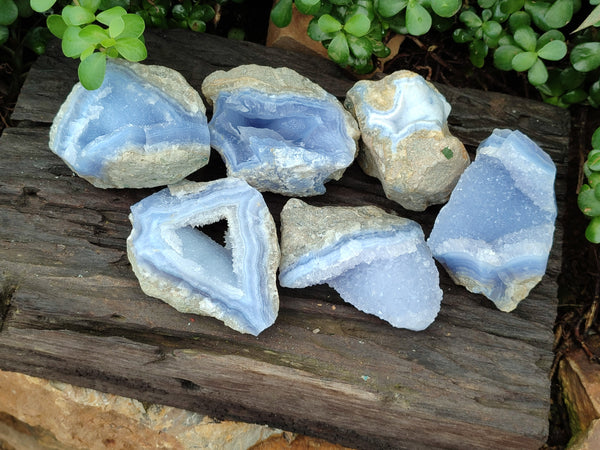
[0,29,570,449]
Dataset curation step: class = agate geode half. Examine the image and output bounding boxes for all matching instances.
[345,70,469,211]
[427,129,557,312]
[127,178,280,335]
[279,199,442,331]
[202,64,360,196]
[49,60,211,189]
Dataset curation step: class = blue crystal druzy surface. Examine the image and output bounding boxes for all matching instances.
[279,200,442,331]
[427,129,557,311]
[209,89,357,196]
[49,60,210,188]
[127,178,280,335]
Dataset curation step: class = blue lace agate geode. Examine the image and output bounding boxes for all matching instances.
[427,129,557,312]
[127,178,280,335]
[49,60,211,189]
[279,199,442,331]
[202,65,360,196]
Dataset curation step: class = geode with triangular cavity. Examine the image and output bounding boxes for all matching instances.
[278,199,442,331]
[427,129,557,312]
[127,178,280,335]
[344,70,469,211]
[202,64,360,196]
[49,59,211,189]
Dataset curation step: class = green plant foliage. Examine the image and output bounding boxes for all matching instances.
[580,127,600,243]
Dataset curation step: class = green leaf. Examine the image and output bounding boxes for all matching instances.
[47,14,67,38]
[579,187,600,216]
[493,44,522,70]
[537,39,567,61]
[509,11,530,33]
[295,0,321,15]
[0,0,18,25]
[79,24,108,44]
[0,25,8,45]
[561,88,588,104]
[441,147,454,159]
[513,26,536,52]
[559,67,585,90]
[62,26,91,57]
[109,15,124,37]
[478,0,496,8]
[593,126,600,150]
[371,39,390,58]
[524,0,551,31]
[30,0,55,13]
[344,13,370,37]
[78,51,106,90]
[318,14,342,33]
[190,4,214,21]
[99,0,129,9]
[511,51,537,71]
[96,6,127,26]
[528,58,548,85]
[585,216,600,243]
[347,34,372,59]
[171,4,187,20]
[499,0,524,14]
[573,3,600,32]
[115,37,147,61]
[270,0,292,28]
[101,36,116,47]
[307,17,332,41]
[431,0,461,17]
[189,19,206,32]
[79,0,101,13]
[376,0,407,18]
[79,44,95,60]
[453,28,474,43]
[588,150,600,170]
[327,31,349,65]
[544,0,573,28]
[469,39,488,68]
[62,5,95,26]
[118,13,144,38]
[571,43,600,72]
[460,10,482,28]
[536,29,564,49]
[482,20,502,38]
[406,1,432,35]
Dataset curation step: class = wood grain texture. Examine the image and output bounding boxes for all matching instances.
[1,29,570,449]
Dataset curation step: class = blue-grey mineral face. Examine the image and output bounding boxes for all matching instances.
[49,60,211,189]
[126,178,280,336]
[278,199,442,331]
[202,65,359,197]
[427,129,557,312]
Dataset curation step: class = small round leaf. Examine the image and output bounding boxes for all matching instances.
[78,51,106,90]
[318,14,343,33]
[295,0,321,15]
[118,14,145,39]
[469,39,488,68]
[79,24,109,44]
[509,11,530,33]
[511,51,537,71]
[344,13,370,37]
[307,17,332,41]
[79,0,101,14]
[115,37,147,61]
[270,0,293,28]
[537,39,567,61]
[347,34,372,59]
[585,216,600,243]
[593,126,600,150]
[460,10,482,28]
[96,6,127,26]
[109,15,125,38]
[189,19,206,32]
[527,58,548,85]
[47,14,67,39]
[544,0,573,28]
[579,188,600,216]
[432,0,461,18]
[0,0,18,26]
[482,20,502,39]
[62,26,92,57]
[172,4,187,21]
[376,0,407,18]
[30,0,56,13]
[571,43,600,72]
[62,5,95,26]
[494,45,522,70]
[406,2,432,36]
[327,31,349,65]
[513,26,537,52]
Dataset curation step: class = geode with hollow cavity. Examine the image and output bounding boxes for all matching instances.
[278,199,442,331]
[202,64,360,196]
[344,70,469,211]
[127,178,280,335]
[49,59,211,189]
[427,129,557,312]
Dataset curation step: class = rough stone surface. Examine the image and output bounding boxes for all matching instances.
[0,369,286,449]
[344,70,469,211]
[279,199,442,331]
[49,59,210,189]
[127,178,280,335]
[202,64,360,196]
[427,129,556,312]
